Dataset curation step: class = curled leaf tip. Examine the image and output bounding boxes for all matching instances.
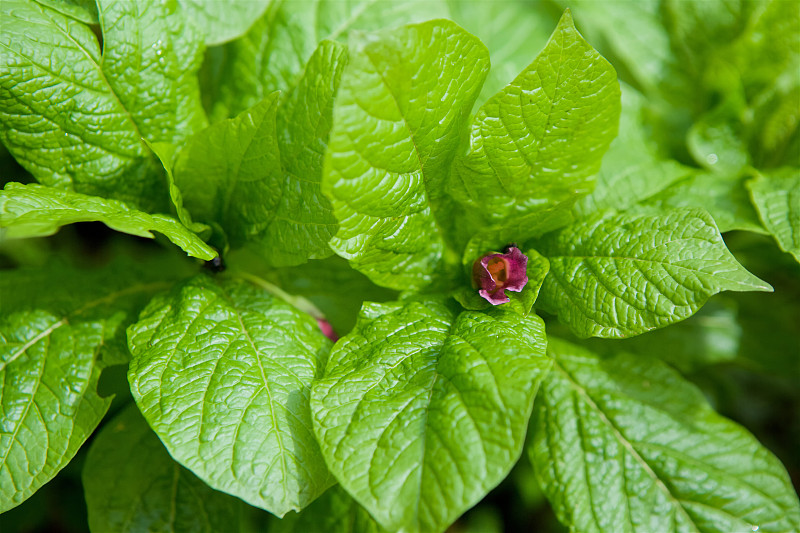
[472,246,528,305]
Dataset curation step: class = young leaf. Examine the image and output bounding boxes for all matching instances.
[0,0,207,208]
[536,208,772,338]
[177,40,346,265]
[205,0,449,121]
[83,404,246,533]
[448,9,621,241]
[747,168,800,262]
[144,140,209,236]
[127,275,335,516]
[530,338,800,533]
[0,258,179,512]
[269,485,387,533]
[0,183,217,261]
[176,0,271,45]
[322,20,490,290]
[311,300,551,533]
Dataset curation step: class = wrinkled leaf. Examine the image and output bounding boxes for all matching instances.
[206,0,449,121]
[0,0,207,208]
[0,183,217,260]
[747,168,800,262]
[178,41,346,265]
[536,208,771,338]
[448,10,621,242]
[128,275,334,516]
[177,0,271,45]
[83,404,246,533]
[0,257,181,511]
[531,338,800,533]
[322,20,489,289]
[311,299,551,532]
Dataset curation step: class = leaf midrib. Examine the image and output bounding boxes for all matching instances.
[552,359,701,533]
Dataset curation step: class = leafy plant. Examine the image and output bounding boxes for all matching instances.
[1,1,799,532]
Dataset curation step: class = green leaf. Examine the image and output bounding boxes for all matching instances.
[311,300,551,533]
[0,0,207,208]
[205,0,449,121]
[128,275,334,516]
[633,171,766,235]
[446,0,555,107]
[747,168,800,262]
[0,258,180,512]
[33,0,97,24]
[530,338,800,533]
[574,84,692,217]
[580,297,742,373]
[687,96,750,175]
[0,183,217,261]
[83,404,246,533]
[176,0,271,45]
[322,20,490,290]
[178,41,346,265]
[536,208,772,339]
[0,310,112,513]
[143,140,209,237]
[565,0,678,95]
[269,485,387,533]
[448,9,621,241]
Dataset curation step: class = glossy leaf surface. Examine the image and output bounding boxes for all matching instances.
[536,208,771,338]
[128,275,334,516]
[531,338,800,533]
[312,300,550,532]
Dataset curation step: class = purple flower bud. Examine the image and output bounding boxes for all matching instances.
[317,318,339,342]
[472,247,529,305]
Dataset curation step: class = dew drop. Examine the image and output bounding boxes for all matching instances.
[751,526,759,532]
[706,153,719,165]
[156,49,162,56]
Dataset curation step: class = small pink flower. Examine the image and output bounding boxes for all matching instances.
[472,246,528,305]
[317,318,339,342]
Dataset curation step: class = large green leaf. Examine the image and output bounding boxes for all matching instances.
[0,0,207,208]
[0,183,217,261]
[83,404,246,533]
[177,41,346,265]
[0,310,112,513]
[0,258,180,512]
[530,338,800,533]
[269,485,387,533]
[176,0,272,45]
[448,10,621,243]
[747,168,800,262]
[205,0,449,121]
[311,300,551,533]
[128,275,334,516]
[536,208,771,338]
[322,20,490,290]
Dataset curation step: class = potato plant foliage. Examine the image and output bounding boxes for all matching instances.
[1,1,799,532]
